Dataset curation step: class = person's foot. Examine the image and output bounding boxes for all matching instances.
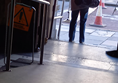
[69,40,75,43]
[79,41,84,44]
[106,50,118,58]
[79,40,84,44]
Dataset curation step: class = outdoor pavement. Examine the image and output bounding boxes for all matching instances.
[55,0,118,50]
[105,0,118,6]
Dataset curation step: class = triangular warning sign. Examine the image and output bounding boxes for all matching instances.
[8,4,33,31]
[14,8,28,26]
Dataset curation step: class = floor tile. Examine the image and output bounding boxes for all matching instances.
[112,32,118,37]
[108,37,118,41]
[101,40,118,47]
[85,39,103,46]
[90,30,115,37]
[85,35,108,41]
[82,59,111,70]
[109,66,118,73]
[98,45,117,49]
[85,28,96,34]
[110,62,118,66]
[103,14,118,21]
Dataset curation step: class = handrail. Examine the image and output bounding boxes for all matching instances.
[54,16,63,19]
[32,0,50,5]
[57,0,65,39]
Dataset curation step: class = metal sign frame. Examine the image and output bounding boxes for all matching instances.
[4,0,50,71]
[5,1,36,71]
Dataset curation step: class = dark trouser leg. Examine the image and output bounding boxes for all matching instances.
[79,8,89,43]
[69,10,79,41]
[117,44,118,51]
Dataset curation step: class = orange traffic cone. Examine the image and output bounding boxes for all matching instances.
[89,0,106,27]
[102,0,107,9]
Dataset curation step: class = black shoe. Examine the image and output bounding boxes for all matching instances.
[79,41,84,44]
[69,40,75,43]
[106,50,118,58]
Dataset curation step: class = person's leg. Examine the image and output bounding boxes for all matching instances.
[69,10,79,41]
[117,44,118,51]
[79,8,89,43]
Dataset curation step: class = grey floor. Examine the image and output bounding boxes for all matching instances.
[0,63,118,83]
[0,40,118,83]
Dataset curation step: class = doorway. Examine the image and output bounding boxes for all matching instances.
[54,0,118,50]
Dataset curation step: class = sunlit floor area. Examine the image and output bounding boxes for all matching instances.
[0,40,118,83]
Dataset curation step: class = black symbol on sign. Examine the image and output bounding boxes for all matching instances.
[14,8,28,26]
[19,11,23,22]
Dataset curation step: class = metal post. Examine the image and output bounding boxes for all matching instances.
[67,0,71,20]
[49,0,57,39]
[32,7,36,63]
[6,0,15,71]
[57,0,65,39]
[40,4,46,64]
[4,3,11,65]
[63,0,71,22]
[45,5,48,38]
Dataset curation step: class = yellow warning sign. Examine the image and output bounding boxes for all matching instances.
[9,4,33,31]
